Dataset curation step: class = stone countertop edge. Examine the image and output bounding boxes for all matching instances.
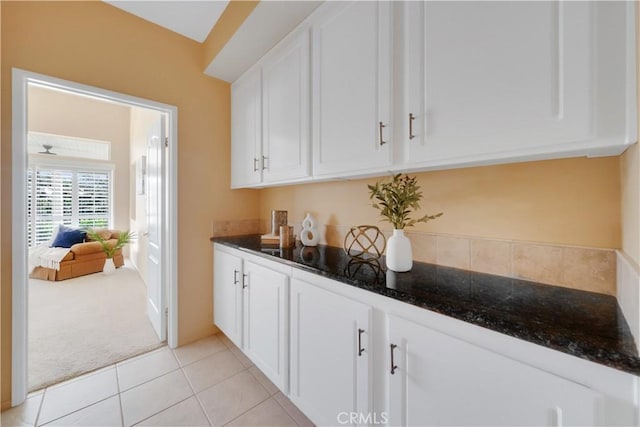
[211,235,640,376]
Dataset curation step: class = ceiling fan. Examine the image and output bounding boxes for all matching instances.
[38,144,57,155]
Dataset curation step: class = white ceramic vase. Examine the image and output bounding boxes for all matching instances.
[386,229,413,272]
[103,258,116,275]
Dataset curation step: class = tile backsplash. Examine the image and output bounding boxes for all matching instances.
[314,224,617,296]
[215,219,616,296]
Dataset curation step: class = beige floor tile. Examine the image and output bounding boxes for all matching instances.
[38,367,119,425]
[218,334,234,349]
[228,346,254,369]
[120,369,193,427]
[273,393,314,427]
[183,350,245,393]
[136,397,210,426]
[0,392,43,427]
[117,347,178,391]
[173,335,227,367]
[43,396,122,426]
[248,367,279,396]
[197,371,269,426]
[226,398,296,427]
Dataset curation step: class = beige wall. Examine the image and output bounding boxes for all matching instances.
[28,86,131,234]
[621,144,640,268]
[128,106,158,281]
[261,157,622,249]
[1,1,260,408]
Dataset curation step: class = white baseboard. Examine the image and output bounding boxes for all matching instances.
[616,250,640,353]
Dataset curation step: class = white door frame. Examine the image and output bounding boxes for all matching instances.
[11,68,179,406]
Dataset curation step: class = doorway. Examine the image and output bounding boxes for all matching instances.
[11,69,179,407]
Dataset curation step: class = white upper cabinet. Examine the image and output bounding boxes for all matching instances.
[311,1,393,177]
[231,28,311,188]
[400,1,635,167]
[229,1,635,187]
[231,68,262,188]
[262,28,311,184]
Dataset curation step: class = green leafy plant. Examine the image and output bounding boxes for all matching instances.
[368,173,443,230]
[86,229,135,258]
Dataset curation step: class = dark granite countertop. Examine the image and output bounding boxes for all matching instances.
[212,234,640,376]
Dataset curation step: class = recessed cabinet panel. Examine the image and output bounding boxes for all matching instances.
[231,69,262,188]
[262,29,310,183]
[312,1,392,176]
[404,1,593,164]
[289,278,371,426]
[213,249,243,347]
[387,314,602,426]
[243,261,289,392]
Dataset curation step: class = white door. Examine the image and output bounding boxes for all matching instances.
[243,261,289,392]
[213,247,243,347]
[289,277,371,426]
[387,315,601,426]
[312,1,392,177]
[146,114,166,340]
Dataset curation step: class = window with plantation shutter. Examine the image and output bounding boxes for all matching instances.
[27,163,113,247]
[78,171,110,229]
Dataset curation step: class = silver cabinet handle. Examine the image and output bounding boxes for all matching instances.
[409,113,416,140]
[233,270,239,285]
[379,122,387,146]
[262,155,268,170]
[253,158,259,172]
[242,273,248,289]
[390,343,398,375]
[358,328,365,357]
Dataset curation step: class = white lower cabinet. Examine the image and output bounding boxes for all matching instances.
[243,260,289,392]
[213,245,637,427]
[289,277,371,426]
[387,314,603,426]
[213,248,243,347]
[213,245,289,392]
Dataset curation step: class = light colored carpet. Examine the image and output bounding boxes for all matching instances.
[28,260,163,391]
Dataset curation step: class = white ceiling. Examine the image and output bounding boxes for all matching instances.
[105,0,229,43]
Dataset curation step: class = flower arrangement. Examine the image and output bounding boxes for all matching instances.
[86,229,135,258]
[368,173,443,230]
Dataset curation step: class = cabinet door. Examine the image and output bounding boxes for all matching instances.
[387,315,602,426]
[213,248,243,347]
[290,278,371,426]
[231,68,262,188]
[262,28,310,184]
[312,1,392,177]
[403,1,592,164]
[243,261,288,392]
